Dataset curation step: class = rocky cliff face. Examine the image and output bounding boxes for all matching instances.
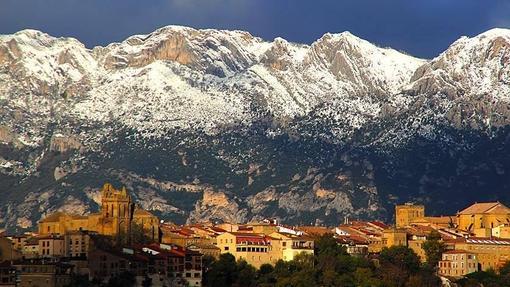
[1,26,510,232]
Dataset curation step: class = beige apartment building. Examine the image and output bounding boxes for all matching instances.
[438,250,478,277]
[216,232,281,268]
[64,231,91,258]
[38,235,65,258]
[216,231,316,268]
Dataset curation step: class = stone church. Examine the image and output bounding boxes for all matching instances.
[39,183,160,241]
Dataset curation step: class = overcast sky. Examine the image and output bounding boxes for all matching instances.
[1,0,509,59]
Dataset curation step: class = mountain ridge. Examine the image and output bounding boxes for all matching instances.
[1,26,510,232]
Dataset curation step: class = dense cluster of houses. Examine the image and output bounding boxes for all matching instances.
[0,183,509,286]
[0,231,204,287]
[334,202,510,279]
[0,219,318,286]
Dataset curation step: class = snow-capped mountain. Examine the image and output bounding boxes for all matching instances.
[1,26,509,231]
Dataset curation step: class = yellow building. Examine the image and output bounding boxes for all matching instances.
[492,225,510,239]
[251,223,279,235]
[160,229,194,247]
[438,250,478,278]
[216,232,282,268]
[368,238,383,253]
[381,228,407,248]
[39,183,160,241]
[216,223,240,233]
[187,242,221,259]
[449,237,510,271]
[457,202,510,232]
[395,203,425,228]
[403,225,440,262]
[269,232,314,261]
[408,239,427,262]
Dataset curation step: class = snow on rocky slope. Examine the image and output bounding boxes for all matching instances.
[404,28,510,130]
[408,28,510,99]
[2,25,425,138]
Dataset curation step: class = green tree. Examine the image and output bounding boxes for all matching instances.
[257,264,276,286]
[353,267,382,287]
[276,269,316,287]
[204,253,237,287]
[235,259,257,287]
[405,269,441,287]
[499,260,510,276]
[314,234,348,258]
[461,269,504,287]
[421,230,446,268]
[379,246,421,287]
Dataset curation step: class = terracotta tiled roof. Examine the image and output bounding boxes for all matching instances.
[458,202,510,215]
[298,226,332,235]
[368,221,388,229]
[210,226,226,233]
[405,227,431,237]
[229,232,266,238]
[413,216,453,224]
[238,226,253,231]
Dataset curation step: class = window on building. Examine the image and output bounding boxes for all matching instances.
[224,247,229,251]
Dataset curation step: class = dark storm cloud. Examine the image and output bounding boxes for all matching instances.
[1,0,509,58]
